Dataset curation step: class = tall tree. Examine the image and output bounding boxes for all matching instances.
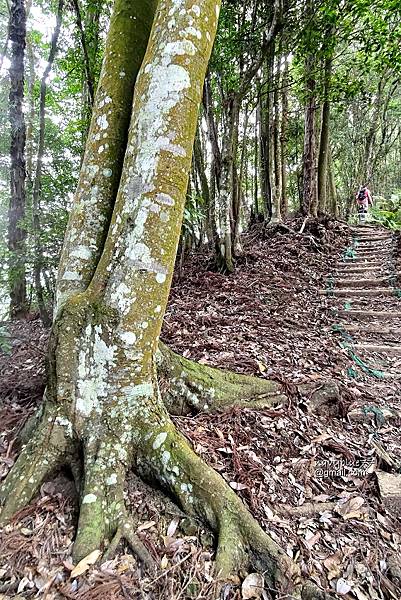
[31,0,64,327]
[7,0,28,317]
[301,0,318,217]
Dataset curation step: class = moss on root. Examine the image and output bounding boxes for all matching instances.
[0,405,72,523]
[136,412,334,599]
[157,342,288,415]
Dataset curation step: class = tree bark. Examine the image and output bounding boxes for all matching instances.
[328,150,339,218]
[31,0,64,328]
[271,49,282,223]
[317,55,332,213]
[214,93,240,272]
[301,0,318,218]
[8,0,28,318]
[56,0,158,314]
[259,53,274,220]
[302,54,318,217]
[280,55,289,219]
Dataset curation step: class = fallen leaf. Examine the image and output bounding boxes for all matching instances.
[161,554,169,569]
[256,360,267,374]
[137,520,156,532]
[70,549,101,578]
[166,517,180,537]
[336,496,364,519]
[336,578,352,595]
[323,551,343,580]
[230,481,247,490]
[242,573,264,599]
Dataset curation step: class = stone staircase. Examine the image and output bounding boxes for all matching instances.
[322,226,401,380]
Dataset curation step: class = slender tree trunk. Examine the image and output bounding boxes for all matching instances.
[234,106,249,253]
[259,52,274,220]
[25,38,35,194]
[203,75,223,260]
[317,55,332,213]
[254,104,260,218]
[193,124,215,244]
[214,93,239,272]
[8,0,28,318]
[301,53,318,217]
[328,151,339,218]
[280,55,288,219]
[31,0,64,327]
[271,51,282,223]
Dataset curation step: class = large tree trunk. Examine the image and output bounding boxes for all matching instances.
[8,0,28,318]
[1,2,334,597]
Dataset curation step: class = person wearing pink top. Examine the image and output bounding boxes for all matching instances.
[356,184,373,223]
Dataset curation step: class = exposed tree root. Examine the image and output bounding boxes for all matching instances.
[103,514,156,570]
[1,391,335,597]
[2,336,340,597]
[157,342,288,415]
[0,404,72,523]
[137,415,334,599]
[158,342,343,419]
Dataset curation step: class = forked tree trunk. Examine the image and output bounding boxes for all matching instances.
[0,1,334,597]
[8,0,28,318]
[259,53,273,220]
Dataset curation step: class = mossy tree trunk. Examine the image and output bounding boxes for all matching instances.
[1,1,333,597]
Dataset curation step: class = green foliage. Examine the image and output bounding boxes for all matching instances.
[0,325,11,354]
[371,193,401,230]
[182,193,206,240]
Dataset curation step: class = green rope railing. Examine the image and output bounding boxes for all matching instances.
[326,275,335,297]
[332,324,386,380]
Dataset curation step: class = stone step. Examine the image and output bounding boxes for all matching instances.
[335,277,390,289]
[351,227,387,233]
[354,343,401,356]
[354,250,393,256]
[356,237,392,242]
[336,269,387,276]
[321,288,393,297]
[356,235,393,241]
[339,260,389,267]
[333,310,401,320]
[339,324,401,335]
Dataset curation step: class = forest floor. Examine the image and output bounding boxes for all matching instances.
[0,219,400,600]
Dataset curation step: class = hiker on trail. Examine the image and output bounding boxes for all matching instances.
[356,184,373,223]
